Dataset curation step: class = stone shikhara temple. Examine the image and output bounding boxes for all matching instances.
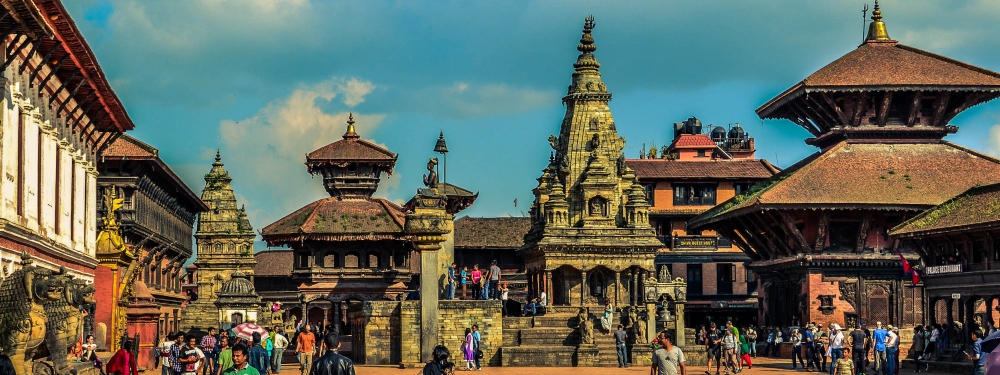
[691,3,1000,331]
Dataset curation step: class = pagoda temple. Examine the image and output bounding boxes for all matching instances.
[689,3,1000,329]
[519,16,661,308]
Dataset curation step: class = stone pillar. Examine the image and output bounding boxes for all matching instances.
[581,270,588,306]
[404,187,452,362]
[545,270,553,305]
[675,301,686,346]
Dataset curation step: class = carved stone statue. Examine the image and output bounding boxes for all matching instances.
[422,158,439,188]
[635,311,648,344]
[0,253,70,375]
[576,308,594,345]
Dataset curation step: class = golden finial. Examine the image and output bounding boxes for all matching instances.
[344,112,359,139]
[866,0,891,42]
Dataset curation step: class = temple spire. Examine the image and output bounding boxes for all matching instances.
[344,112,359,139]
[866,0,891,42]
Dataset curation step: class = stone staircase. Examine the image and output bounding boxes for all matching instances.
[500,306,623,367]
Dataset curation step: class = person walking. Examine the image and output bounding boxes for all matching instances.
[470,265,483,300]
[653,331,687,375]
[216,337,233,375]
[271,328,288,374]
[722,328,740,375]
[706,322,723,375]
[871,322,887,375]
[615,324,629,368]
[488,260,501,300]
[310,333,355,375]
[472,325,483,371]
[297,325,317,375]
[828,324,845,375]
[966,329,985,375]
[447,262,457,300]
[222,344,259,375]
[791,329,804,370]
[885,326,898,375]
[834,347,856,375]
[462,328,475,371]
[850,326,868,375]
[460,266,469,299]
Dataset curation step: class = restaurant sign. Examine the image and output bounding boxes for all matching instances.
[924,264,962,275]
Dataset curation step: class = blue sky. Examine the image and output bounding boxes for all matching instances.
[66,0,1000,251]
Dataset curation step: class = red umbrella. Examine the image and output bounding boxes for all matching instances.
[232,323,266,340]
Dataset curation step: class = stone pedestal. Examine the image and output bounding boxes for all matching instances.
[404,187,452,363]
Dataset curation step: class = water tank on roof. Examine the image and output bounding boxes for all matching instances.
[711,126,727,141]
[729,124,746,139]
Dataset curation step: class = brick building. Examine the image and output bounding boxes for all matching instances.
[97,134,208,340]
[627,117,778,327]
[690,5,1000,329]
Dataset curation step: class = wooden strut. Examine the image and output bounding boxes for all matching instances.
[15,36,40,74]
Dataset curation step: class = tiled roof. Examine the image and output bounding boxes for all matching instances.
[307,137,396,163]
[101,134,157,158]
[691,141,1000,228]
[627,159,779,180]
[891,183,1000,237]
[261,197,407,245]
[759,42,1000,117]
[254,250,294,277]
[671,134,717,148]
[454,217,530,249]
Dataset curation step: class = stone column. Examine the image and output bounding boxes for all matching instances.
[581,270,588,306]
[405,187,452,362]
[545,270,553,306]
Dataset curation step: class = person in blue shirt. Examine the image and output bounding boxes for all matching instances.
[966,329,985,375]
[871,322,887,375]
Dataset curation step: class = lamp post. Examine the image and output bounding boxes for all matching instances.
[434,131,449,188]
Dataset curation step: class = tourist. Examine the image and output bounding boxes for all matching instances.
[472,325,482,370]
[169,333,188,375]
[462,328,475,370]
[706,322,723,375]
[615,324,629,368]
[871,322,887,375]
[0,353,14,375]
[470,265,483,300]
[601,300,614,334]
[447,262,457,300]
[828,324,845,375]
[834,347,855,375]
[106,340,138,375]
[722,327,739,375]
[850,325,867,375]
[499,282,509,317]
[746,326,758,358]
[272,327,288,374]
[180,336,207,375]
[460,266,469,299]
[248,333,270,375]
[222,344,258,375]
[966,329,985,375]
[652,331,686,375]
[297,324,317,375]
[884,326,898,375]
[739,331,752,370]
[423,345,452,375]
[488,260,501,300]
[158,332,175,375]
[805,324,819,372]
[791,329,803,370]
[217,337,233,375]
[310,333,355,375]
[202,328,219,375]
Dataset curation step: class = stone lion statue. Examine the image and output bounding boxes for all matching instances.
[0,253,70,375]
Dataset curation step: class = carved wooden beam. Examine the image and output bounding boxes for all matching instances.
[876,91,893,126]
[906,91,922,126]
[931,93,951,127]
[815,211,830,252]
[820,92,848,125]
[851,92,870,126]
[16,37,41,74]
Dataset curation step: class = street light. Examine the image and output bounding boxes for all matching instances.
[434,131,449,189]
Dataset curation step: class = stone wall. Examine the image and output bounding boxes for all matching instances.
[349,299,503,367]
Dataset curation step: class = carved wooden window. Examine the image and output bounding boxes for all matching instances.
[344,253,359,268]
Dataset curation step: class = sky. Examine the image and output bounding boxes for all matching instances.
[65,0,1000,252]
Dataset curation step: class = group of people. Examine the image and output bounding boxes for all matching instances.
[446,261,503,301]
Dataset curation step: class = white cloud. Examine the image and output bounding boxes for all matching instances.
[218,76,385,229]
